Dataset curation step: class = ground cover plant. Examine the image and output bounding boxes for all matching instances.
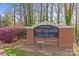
[4,47,33,56]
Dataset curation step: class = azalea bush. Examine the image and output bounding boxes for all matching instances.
[0,27,16,43]
[0,27,26,43]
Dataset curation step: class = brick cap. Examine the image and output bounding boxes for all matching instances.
[25,27,34,29]
[25,26,74,29]
[58,26,74,28]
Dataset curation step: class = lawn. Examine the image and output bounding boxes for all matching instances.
[4,47,33,56]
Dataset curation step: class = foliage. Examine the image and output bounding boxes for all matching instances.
[2,13,14,26]
[4,47,33,56]
[0,27,16,43]
[27,3,33,27]
[64,4,74,26]
[75,24,78,37]
[0,27,26,43]
[15,28,26,40]
[21,4,33,26]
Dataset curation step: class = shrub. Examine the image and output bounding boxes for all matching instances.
[15,28,26,40]
[0,27,26,43]
[0,27,16,43]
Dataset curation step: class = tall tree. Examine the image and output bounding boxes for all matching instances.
[64,3,74,26]
[50,3,53,22]
[21,4,28,26]
[27,3,33,26]
[0,14,2,27]
[57,3,60,24]
[21,3,33,26]
[45,3,48,21]
[14,4,16,26]
[40,3,43,22]
[19,3,22,25]
[75,4,78,39]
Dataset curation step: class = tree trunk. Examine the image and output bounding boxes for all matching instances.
[19,3,22,25]
[57,3,60,24]
[75,4,78,39]
[27,3,33,26]
[14,4,16,26]
[50,3,53,22]
[46,3,48,21]
[40,3,43,22]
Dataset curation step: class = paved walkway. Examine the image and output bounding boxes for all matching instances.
[73,43,79,56]
[19,44,75,56]
[0,49,7,56]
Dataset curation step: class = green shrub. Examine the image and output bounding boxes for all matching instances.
[15,28,26,40]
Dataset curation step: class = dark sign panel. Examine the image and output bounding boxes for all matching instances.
[34,25,59,38]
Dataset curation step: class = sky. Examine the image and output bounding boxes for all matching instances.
[0,3,12,14]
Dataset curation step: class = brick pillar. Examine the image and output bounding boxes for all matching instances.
[59,26,74,48]
[26,27,34,43]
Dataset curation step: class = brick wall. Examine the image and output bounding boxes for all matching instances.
[26,28,34,43]
[26,26,74,48]
[59,27,74,48]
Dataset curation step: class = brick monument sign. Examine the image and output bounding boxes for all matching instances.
[26,25,74,48]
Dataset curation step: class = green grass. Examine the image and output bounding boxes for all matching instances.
[4,47,33,56]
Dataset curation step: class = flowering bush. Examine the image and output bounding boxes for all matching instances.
[0,27,16,43]
[0,27,26,43]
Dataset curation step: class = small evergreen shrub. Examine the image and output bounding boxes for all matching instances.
[15,28,26,40]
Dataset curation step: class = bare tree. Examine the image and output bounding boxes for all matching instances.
[57,3,60,24]
[0,14,2,27]
[50,3,53,22]
[19,3,22,25]
[75,3,78,40]
[40,3,43,22]
[21,4,28,26]
[45,3,48,21]
[14,4,16,26]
